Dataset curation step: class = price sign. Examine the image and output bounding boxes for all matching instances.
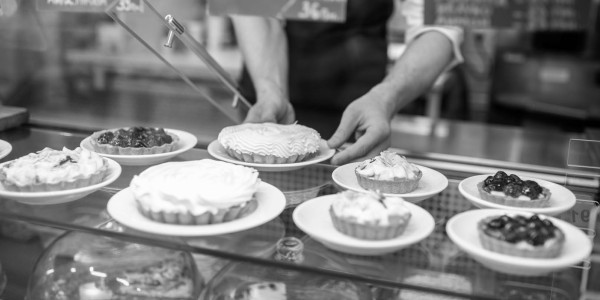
[208,0,347,23]
[558,200,599,229]
[37,0,143,13]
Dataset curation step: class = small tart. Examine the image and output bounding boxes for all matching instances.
[218,123,321,164]
[355,151,422,194]
[130,159,260,225]
[477,171,551,208]
[329,190,412,240]
[0,147,108,192]
[478,214,564,258]
[89,127,178,155]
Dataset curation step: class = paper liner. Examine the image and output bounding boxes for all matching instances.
[477,216,564,258]
[355,171,420,194]
[89,129,179,155]
[138,198,258,225]
[1,160,109,192]
[476,182,551,208]
[224,147,318,164]
[329,207,411,240]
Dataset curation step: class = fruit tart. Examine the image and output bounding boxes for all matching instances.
[89,127,178,155]
[0,147,108,192]
[478,214,564,258]
[354,151,422,194]
[477,171,551,208]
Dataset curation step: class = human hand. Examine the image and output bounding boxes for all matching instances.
[244,81,295,124]
[327,93,393,165]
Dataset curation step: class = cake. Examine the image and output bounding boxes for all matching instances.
[217,123,321,164]
[329,190,412,240]
[89,126,178,155]
[130,159,260,225]
[477,171,551,207]
[478,214,564,258]
[354,151,422,194]
[0,147,108,192]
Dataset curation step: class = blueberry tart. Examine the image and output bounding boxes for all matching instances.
[478,214,564,258]
[89,127,178,155]
[477,171,551,207]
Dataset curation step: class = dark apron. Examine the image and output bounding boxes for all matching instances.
[239,0,394,135]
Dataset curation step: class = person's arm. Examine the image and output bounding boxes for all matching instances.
[327,30,458,165]
[231,16,295,124]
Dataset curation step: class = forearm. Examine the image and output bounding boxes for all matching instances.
[231,16,288,102]
[372,31,455,119]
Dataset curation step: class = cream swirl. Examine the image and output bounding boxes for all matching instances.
[218,123,320,157]
[130,159,260,215]
[356,151,421,181]
[0,147,106,186]
[331,190,411,226]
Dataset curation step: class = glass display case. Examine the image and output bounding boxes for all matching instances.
[0,1,599,299]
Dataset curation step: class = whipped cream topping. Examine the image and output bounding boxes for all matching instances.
[130,159,260,215]
[218,123,321,157]
[0,147,106,186]
[331,190,411,226]
[356,151,421,181]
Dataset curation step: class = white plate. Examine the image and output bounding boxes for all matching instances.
[80,129,197,166]
[458,174,576,216]
[293,194,435,255]
[0,158,121,205]
[207,140,335,172]
[332,162,448,203]
[107,182,286,236]
[446,209,592,276]
[0,140,11,160]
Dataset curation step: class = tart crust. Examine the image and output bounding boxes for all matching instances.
[138,198,258,225]
[355,171,421,194]
[329,207,411,240]
[224,147,318,164]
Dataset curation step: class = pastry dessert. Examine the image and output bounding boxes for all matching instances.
[478,214,564,258]
[329,190,412,240]
[355,151,422,194]
[218,123,321,164]
[477,171,551,207]
[0,147,108,192]
[130,159,260,225]
[89,126,178,155]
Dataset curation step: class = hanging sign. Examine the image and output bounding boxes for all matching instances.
[424,0,592,31]
[208,0,347,23]
[37,0,143,13]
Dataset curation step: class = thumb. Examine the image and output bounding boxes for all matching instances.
[327,110,358,149]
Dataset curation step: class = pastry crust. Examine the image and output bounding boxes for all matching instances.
[89,127,178,155]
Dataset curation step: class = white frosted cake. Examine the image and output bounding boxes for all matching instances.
[218,123,321,164]
[130,159,260,225]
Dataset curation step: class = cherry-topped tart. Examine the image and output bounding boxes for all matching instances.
[89,127,178,155]
[478,214,564,258]
[477,171,551,208]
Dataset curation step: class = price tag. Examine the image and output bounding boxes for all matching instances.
[558,200,599,229]
[115,0,143,13]
[208,0,346,23]
[37,0,142,13]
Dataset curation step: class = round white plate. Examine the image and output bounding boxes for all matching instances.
[80,129,197,166]
[293,194,435,255]
[446,209,592,276]
[107,182,286,236]
[208,139,335,172]
[0,140,11,161]
[0,158,121,205]
[458,174,576,216]
[332,162,448,203]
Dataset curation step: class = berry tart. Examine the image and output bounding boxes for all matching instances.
[478,214,564,258]
[354,151,422,194]
[89,127,178,155]
[477,171,551,208]
[217,123,321,164]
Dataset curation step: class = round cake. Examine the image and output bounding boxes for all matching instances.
[477,171,551,208]
[355,151,422,194]
[89,127,178,155]
[217,123,321,164]
[130,159,260,225]
[329,190,412,240]
[478,214,564,258]
[0,147,108,192]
